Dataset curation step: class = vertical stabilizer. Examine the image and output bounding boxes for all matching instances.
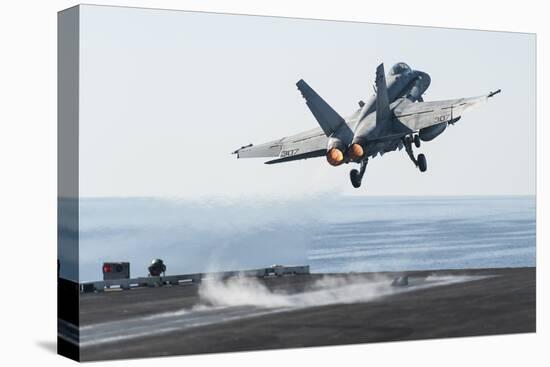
[375,63,391,128]
[296,79,351,137]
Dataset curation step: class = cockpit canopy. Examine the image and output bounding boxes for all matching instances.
[389,62,412,76]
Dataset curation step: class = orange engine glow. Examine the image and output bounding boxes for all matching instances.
[326,147,344,166]
[348,143,364,161]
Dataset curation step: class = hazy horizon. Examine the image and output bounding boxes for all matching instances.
[70,195,535,282]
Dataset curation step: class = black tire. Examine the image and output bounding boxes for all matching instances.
[417,154,427,172]
[414,135,421,148]
[350,169,362,188]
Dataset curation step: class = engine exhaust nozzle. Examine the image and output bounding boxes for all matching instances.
[326,147,344,166]
[348,143,364,161]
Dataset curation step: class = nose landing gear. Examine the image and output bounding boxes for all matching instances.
[350,158,368,188]
[403,135,427,172]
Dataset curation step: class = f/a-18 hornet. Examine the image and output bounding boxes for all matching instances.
[233,62,500,188]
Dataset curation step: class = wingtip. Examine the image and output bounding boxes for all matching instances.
[231,143,253,156]
[488,89,502,98]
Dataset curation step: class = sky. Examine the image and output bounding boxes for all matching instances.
[79,5,536,198]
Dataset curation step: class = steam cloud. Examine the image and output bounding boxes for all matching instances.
[197,274,489,310]
[199,275,399,309]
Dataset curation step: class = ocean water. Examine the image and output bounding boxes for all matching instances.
[309,196,535,273]
[74,196,535,282]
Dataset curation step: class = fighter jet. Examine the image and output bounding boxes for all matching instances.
[232,62,500,188]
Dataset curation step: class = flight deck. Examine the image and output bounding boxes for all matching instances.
[69,267,535,361]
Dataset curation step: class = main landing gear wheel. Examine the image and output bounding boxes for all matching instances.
[350,169,362,188]
[414,135,421,148]
[403,135,428,173]
[349,159,368,188]
[417,153,427,172]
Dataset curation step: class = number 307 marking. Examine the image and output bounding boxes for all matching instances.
[434,114,450,123]
[280,149,299,158]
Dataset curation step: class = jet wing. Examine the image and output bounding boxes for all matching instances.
[232,127,327,164]
[394,90,501,131]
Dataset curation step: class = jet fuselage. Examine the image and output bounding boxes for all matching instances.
[349,64,431,158]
